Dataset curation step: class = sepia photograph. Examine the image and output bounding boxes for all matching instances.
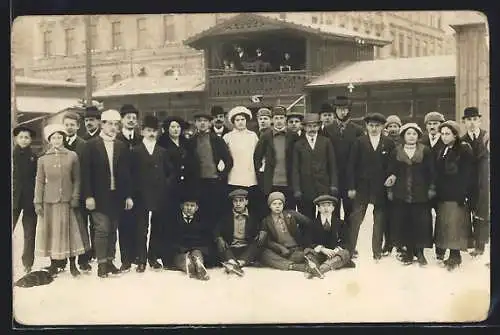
[11,11,490,325]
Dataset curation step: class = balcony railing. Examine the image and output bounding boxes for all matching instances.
[208,70,309,97]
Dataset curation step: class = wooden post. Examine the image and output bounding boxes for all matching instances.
[84,15,93,106]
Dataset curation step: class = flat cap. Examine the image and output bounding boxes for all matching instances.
[424,111,445,124]
[257,108,272,118]
[364,113,387,124]
[272,106,287,117]
[313,194,339,205]
[302,113,321,124]
[228,189,249,199]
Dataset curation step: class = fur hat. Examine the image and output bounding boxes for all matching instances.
[141,115,159,130]
[210,105,225,117]
[84,106,101,119]
[439,120,462,137]
[268,191,286,206]
[119,104,139,117]
[227,106,253,124]
[101,109,122,121]
[399,122,423,137]
[13,125,36,137]
[424,111,445,124]
[43,124,67,142]
[385,115,402,128]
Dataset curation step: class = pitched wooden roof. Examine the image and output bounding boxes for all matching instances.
[184,13,391,50]
[306,55,456,88]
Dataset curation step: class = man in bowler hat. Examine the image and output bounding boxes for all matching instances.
[316,102,336,136]
[210,106,230,137]
[82,106,101,140]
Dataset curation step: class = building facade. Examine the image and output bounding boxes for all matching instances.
[12,12,450,93]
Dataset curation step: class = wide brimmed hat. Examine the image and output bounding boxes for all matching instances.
[272,106,287,117]
[163,116,188,130]
[227,106,253,124]
[13,125,36,137]
[268,191,285,206]
[119,104,139,117]
[364,113,387,124]
[193,111,213,120]
[302,113,321,125]
[332,96,352,108]
[462,106,481,119]
[210,105,226,117]
[228,189,249,199]
[84,106,101,119]
[142,115,160,130]
[385,115,402,128]
[399,122,423,137]
[313,194,338,206]
[43,124,67,142]
[179,187,200,204]
[318,102,334,115]
[257,108,272,118]
[439,120,461,137]
[424,111,445,124]
[101,109,122,121]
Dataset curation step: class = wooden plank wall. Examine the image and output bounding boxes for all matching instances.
[454,23,489,128]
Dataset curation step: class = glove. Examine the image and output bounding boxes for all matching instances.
[216,238,228,252]
[255,231,267,247]
[85,197,96,211]
[34,204,44,217]
[428,189,436,200]
[70,198,79,208]
[384,175,397,187]
[125,197,134,210]
[347,190,356,199]
[294,191,302,200]
[280,246,291,257]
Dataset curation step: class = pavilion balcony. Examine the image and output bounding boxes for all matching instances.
[207,70,309,97]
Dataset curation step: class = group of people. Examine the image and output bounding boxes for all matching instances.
[220,45,295,74]
[12,96,490,282]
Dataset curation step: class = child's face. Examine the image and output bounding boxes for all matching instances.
[270,200,284,214]
[317,202,335,216]
[232,196,248,213]
[463,116,481,131]
[15,131,32,148]
[182,202,198,216]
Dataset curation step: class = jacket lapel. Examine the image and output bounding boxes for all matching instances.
[96,138,110,173]
[112,141,121,174]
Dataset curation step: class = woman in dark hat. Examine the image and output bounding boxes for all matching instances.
[434,121,474,271]
[12,125,38,273]
[385,123,435,266]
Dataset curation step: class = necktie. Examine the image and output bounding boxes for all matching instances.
[325,220,331,230]
[129,133,133,140]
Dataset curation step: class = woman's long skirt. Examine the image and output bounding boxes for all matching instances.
[434,201,471,251]
[391,201,433,248]
[35,202,90,260]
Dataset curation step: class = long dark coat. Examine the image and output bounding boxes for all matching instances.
[171,211,213,256]
[260,210,312,253]
[13,145,38,212]
[420,133,446,159]
[130,143,172,211]
[80,137,133,219]
[291,135,338,201]
[81,129,100,141]
[346,135,395,206]
[253,130,299,195]
[191,131,233,183]
[306,215,346,250]
[64,136,86,159]
[214,212,261,245]
[116,130,143,151]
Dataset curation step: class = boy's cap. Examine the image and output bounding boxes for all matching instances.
[313,194,338,206]
[229,189,248,199]
[268,192,285,206]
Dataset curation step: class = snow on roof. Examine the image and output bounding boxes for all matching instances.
[92,75,205,98]
[16,96,82,114]
[15,76,86,88]
[306,55,456,88]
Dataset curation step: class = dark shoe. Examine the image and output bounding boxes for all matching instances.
[305,255,324,279]
[221,262,244,277]
[149,260,162,270]
[98,263,108,278]
[70,265,81,277]
[352,250,359,259]
[24,266,32,274]
[417,254,428,267]
[401,254,413,265]
[193,256,210,281]
[344,259,356,269]
[436,254,445,261]
[120,263,132,272]
[185,253,196,278]
[79,263,92,272]
[136,264,146,273]
[381,245,393,257]
[470,248,485,257]
[107,261,121,275]
[446,258,462,271]
[373,253,382,261]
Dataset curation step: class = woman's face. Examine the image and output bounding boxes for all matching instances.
[168,121,182,138]
[233,115,247,130]
[403,128,419,145]
[49,132,64,149]
[440,126,456,145]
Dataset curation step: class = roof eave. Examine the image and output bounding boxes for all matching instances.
[93,89,204,99]
[306,76,456,89]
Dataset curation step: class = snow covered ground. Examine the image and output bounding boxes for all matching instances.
[12,206,490,325]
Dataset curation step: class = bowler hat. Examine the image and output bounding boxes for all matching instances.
[13,125,36,137]
[424,111,445,124]
[302,113,321,124]
[141,115,159,130]
[318,102,334,115]
[227,106,253,124]
[193,111,213,120]
[210,105,225,117]
[313,194,338,206]
[332,96,352,108]
[180,188,199,204]
[364,113,387,124]
[119,104,139,117]
[228,189,249,199]
[84,106,101,119]
[272,106,287,117]
[399,122,423,137]
[462,107,481,119]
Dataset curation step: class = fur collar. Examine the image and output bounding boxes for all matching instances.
[395,143,424,165]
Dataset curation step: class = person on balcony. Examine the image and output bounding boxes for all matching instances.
[286,107,305,137]
[254,106,300,214]
[254,48,271,72]
[255,107,273,138]
[317,102,336,136]
[292,113,338,221]
[210,106,230,138]
[280,52,292,72]
[234,45,250,71]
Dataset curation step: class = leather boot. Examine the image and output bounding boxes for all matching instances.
[69,257,81,277]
